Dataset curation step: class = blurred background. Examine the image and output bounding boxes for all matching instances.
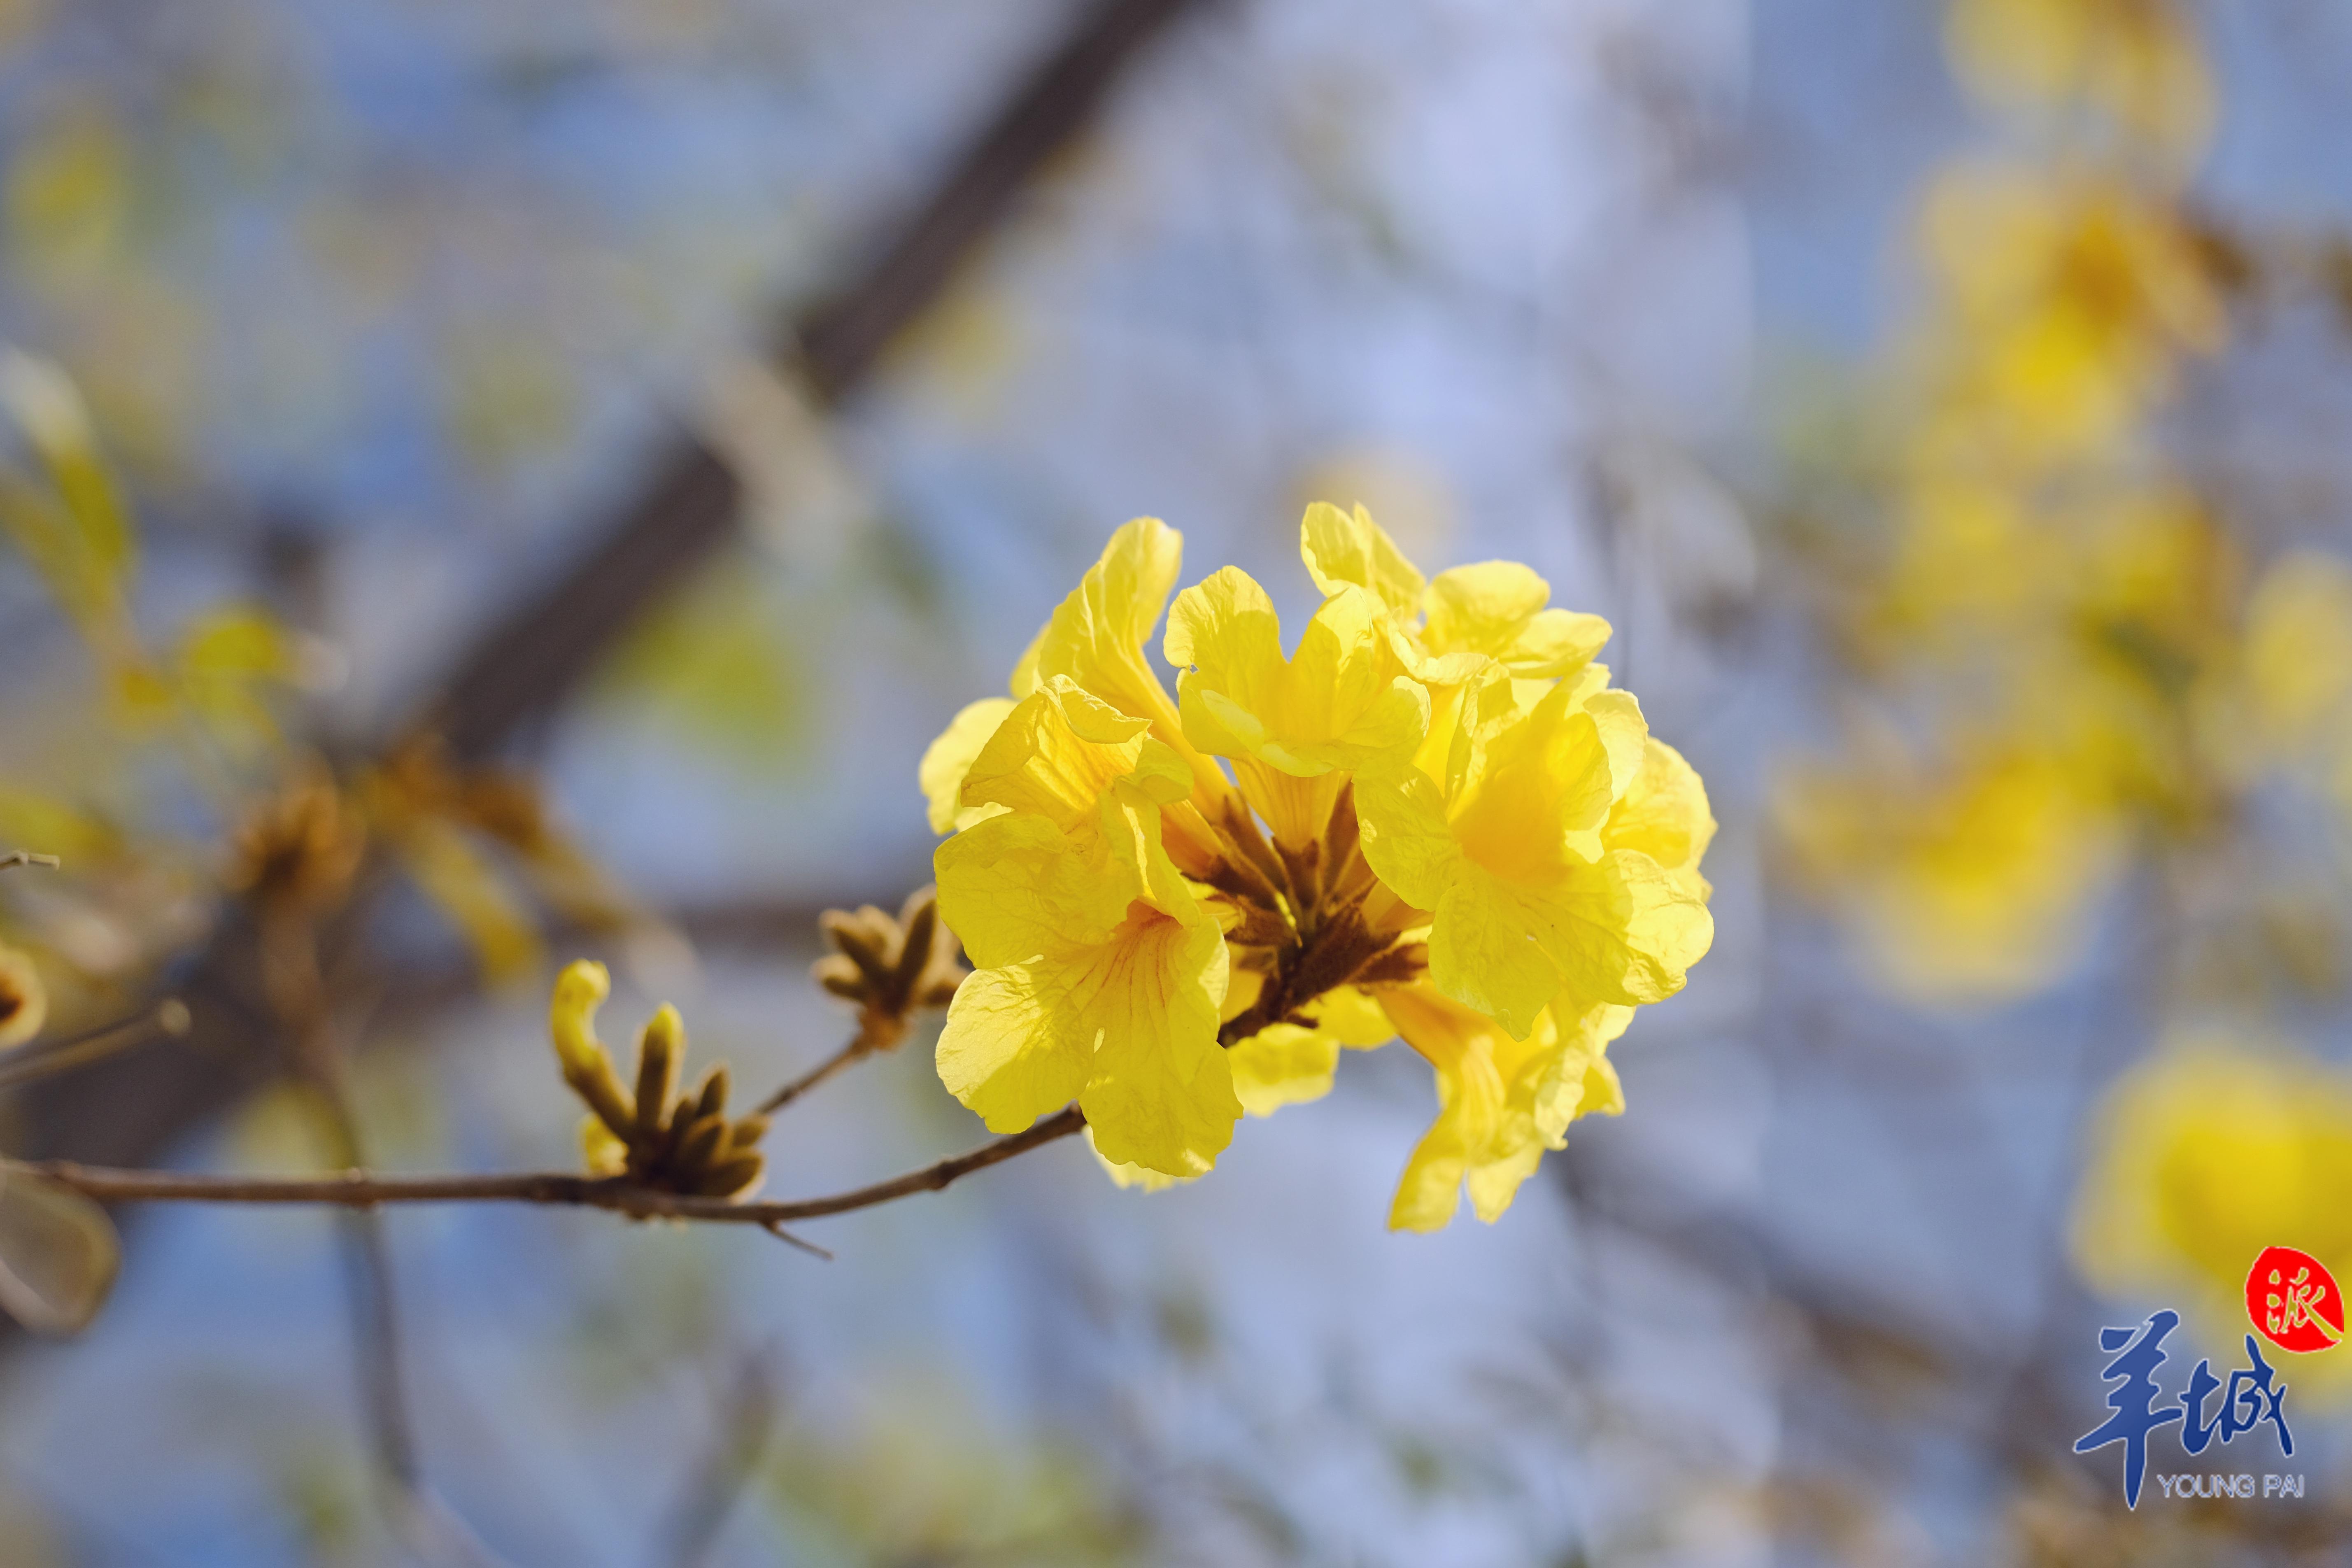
[0,0,2347,1562]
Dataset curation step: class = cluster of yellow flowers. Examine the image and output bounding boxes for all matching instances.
[918,507,1714,1229]
[1777,0,2352,1002]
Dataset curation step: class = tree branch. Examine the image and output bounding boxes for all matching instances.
[752,1034,871,1116]
[13,1107,1086,1227]
[413,0,1213,760]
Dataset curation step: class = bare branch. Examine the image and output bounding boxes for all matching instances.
[13,1106,1086,1228]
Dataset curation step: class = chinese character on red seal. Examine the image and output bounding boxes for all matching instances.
[2246,1246,2345,1355]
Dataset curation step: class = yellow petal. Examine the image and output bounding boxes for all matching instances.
[1425,870,1569,1041]
[919,697,1016,834]
[1303,984,1395,1048]
[959,679,1188,832]
[1013,517,1183,711]
[1448,683,1622,874]
[1422,562,1612,682]
[1537,850,1715,1007]
[936,811,1132,971]
[1168,570,1427,841]
[936,750,1236,1174]
[1226,1021,1341,1117]
[1378,986,1514,1231]
[1008,518,1234,814]
[1379,987,1617,1230]
[1354,766,1459,912]
[1603,738,1718,882]
[1511,609,1614,680]
[935,960,1099,1134]
[1300,501,1424,618]
[1085,1124,1200,1191]
[1074,907,1238,1177]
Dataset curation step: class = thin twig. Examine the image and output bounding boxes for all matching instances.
[0,998,190,1092]
[13,1107,1087,1226]
[258,906,515,1568]
[0,851,60,871]
[752,1034,869,1116]
[759,1222,832,1261]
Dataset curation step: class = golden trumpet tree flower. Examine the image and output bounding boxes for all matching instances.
[936,678,1237,1179]
[1355,677,1712,1042]
[1380,986,1629,1232]
[922,508,1713,1225]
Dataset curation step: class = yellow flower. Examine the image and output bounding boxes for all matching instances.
[2232,551,2352,762]
[1008,515,1235,811]
[923,507,1711,1219]
[1379,984,1628,1231]
[935,678,1238,1177]
[1163,567,1426,845]
[1916,165,2224,470]
[1356,677,1713,1039]
[2073,1036,2352,1397]
[919,517,1232,873]
[1946,0,2214,169]
[0,943,47,1051]
[1223,987,1397,1118]
[1300,501,1611,774]
[919,697,1018,834]
[1775,745,2124,1003]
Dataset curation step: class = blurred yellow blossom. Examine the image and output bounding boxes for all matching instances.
[1946,0,2214,167]
[2073,1036,2352,1397]
[1777,747,2124,1002]
[2227,551,2352,765]
[0,943,47,1051]
[1914,165,2225,471]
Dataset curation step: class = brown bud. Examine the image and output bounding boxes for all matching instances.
[692,1065,730,1122]
[818,909,894,984]
[812,953,867,1000]
[633,1007,684,1144]
[698,1152,764,1197]
[673,1112,728,1173]
[891,895,939,995]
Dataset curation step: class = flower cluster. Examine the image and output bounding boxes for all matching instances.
[920,507,1714,1229]
[1773,0,2352,1004]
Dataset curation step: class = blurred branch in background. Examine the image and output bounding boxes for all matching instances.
[6,0,1215,1202]
[415,0,1212,762]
